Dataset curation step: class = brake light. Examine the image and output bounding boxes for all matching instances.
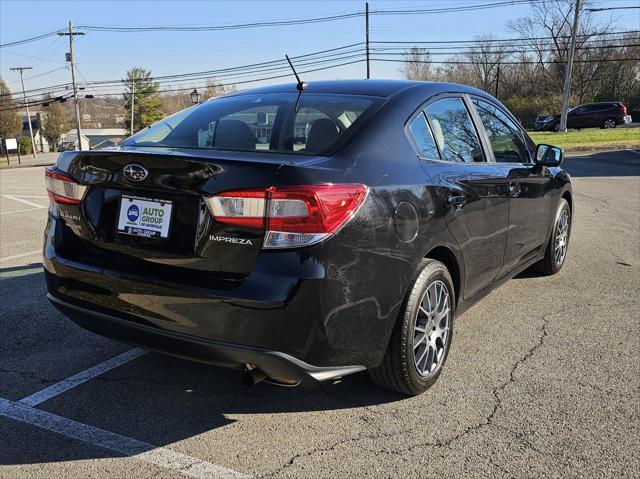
[44,167,87,205]
[618,103,627,115]
[204,184,367,248]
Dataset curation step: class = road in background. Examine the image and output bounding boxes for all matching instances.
[1,150,638,478]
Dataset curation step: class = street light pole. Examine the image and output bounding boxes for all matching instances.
[365,2,370,79]
[130,80,135,135]
[10,67,37,159]
[58,21,85,150]
[559,0,581,133]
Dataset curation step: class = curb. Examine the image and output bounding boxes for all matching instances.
[565,148,640,156]
[0,161,56,170]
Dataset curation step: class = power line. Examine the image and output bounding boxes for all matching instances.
[371,57,640,65]
[371,43,640,56]
[0,30,63,48]
[370,30,640,44]
[0,43,366,99]
[1,0,547,48]
[586,5,640,11]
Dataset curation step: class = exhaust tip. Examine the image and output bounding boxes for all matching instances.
[241,367,268,386]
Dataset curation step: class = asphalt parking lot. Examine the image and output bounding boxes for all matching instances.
[1,150,638,479]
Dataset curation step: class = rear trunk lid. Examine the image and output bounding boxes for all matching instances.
[54,147,287,283]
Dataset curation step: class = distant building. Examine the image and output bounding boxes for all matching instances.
[60,128,128,149]
[19,112,51,153]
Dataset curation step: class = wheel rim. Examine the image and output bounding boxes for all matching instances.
[604,119,615,128]
[554,208,570,265]
[413,280,451,378]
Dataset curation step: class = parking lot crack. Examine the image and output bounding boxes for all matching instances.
[368,310,557,457]
[270,309,559,471]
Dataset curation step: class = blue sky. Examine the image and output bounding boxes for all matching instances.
[1,0,637,96]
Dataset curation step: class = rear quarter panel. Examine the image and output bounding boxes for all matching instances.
[274,87,464,366]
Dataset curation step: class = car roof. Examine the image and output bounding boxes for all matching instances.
[226,79,487,99]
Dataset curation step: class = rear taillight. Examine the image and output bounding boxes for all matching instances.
[204,184,367,248]
[205,189,266,229]
[618,103,627,115]
[44,167,87,205]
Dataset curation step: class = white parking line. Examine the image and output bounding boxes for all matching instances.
[1,194,47,209]
[0,397,251,479]
[20,348,148,406]
[0,207,47,215]
[7,195,49,199]
[0,249,42,263]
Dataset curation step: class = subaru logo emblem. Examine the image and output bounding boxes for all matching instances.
[123,164,148,182]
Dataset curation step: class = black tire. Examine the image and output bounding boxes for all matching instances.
[534,198,571,275]
[369,259,455,396]
[601,118,617,129]
[553,122,560,132]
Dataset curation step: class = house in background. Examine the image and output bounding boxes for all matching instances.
[60,128,128,150]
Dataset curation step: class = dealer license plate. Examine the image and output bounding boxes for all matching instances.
[117,195,173,238]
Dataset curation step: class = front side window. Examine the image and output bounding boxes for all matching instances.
[424,98,484,163]
[408,112,439,159]
[124,93,382,156]
[472,99,530,164]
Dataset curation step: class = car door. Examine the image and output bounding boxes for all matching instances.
[411,95,511,299]
[469,97,555,278]
[568,105,587,128]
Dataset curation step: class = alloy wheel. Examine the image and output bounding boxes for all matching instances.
[603,119,616,129]
[413,280,451,377]
[555,208,570,266]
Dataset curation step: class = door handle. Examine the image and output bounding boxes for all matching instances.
[447,193,466,210]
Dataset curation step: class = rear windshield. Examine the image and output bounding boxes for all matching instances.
[123,93,383,155]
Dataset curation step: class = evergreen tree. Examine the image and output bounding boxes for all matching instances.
[123,67,164,134]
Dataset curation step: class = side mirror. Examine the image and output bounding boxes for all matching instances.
[535,144,563,167]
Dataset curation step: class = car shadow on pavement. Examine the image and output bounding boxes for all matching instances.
[1,263,406,467]
[563,150,640,177]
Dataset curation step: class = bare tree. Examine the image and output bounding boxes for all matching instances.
[400,47,433,81]
[465,35,509,93]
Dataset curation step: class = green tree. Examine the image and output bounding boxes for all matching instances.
[41,94,67,150]
[0,77,22,141]
[123,67,164,134]
[18,136,32,155]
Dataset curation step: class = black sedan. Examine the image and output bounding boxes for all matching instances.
[44,80,572,395]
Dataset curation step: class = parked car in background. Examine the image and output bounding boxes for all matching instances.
[534,102,632,131]
[57,141,76,152]
[44,80,572,396]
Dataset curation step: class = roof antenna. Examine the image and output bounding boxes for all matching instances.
[285,54,307,112]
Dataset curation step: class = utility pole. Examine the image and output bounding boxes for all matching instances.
[559,0,581,133]
[58,21,85,150]
[130,80,135,135]
[10,66,37,159]
[494,65,501,99]
[365,2,370,79]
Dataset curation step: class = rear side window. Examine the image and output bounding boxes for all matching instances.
[124,93,382,156]
[472,99,531,164]
[408,113,439,159]
[424,98,484,163]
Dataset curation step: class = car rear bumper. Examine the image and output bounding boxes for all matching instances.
[47,293,365,382]
[44,214,408,377]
